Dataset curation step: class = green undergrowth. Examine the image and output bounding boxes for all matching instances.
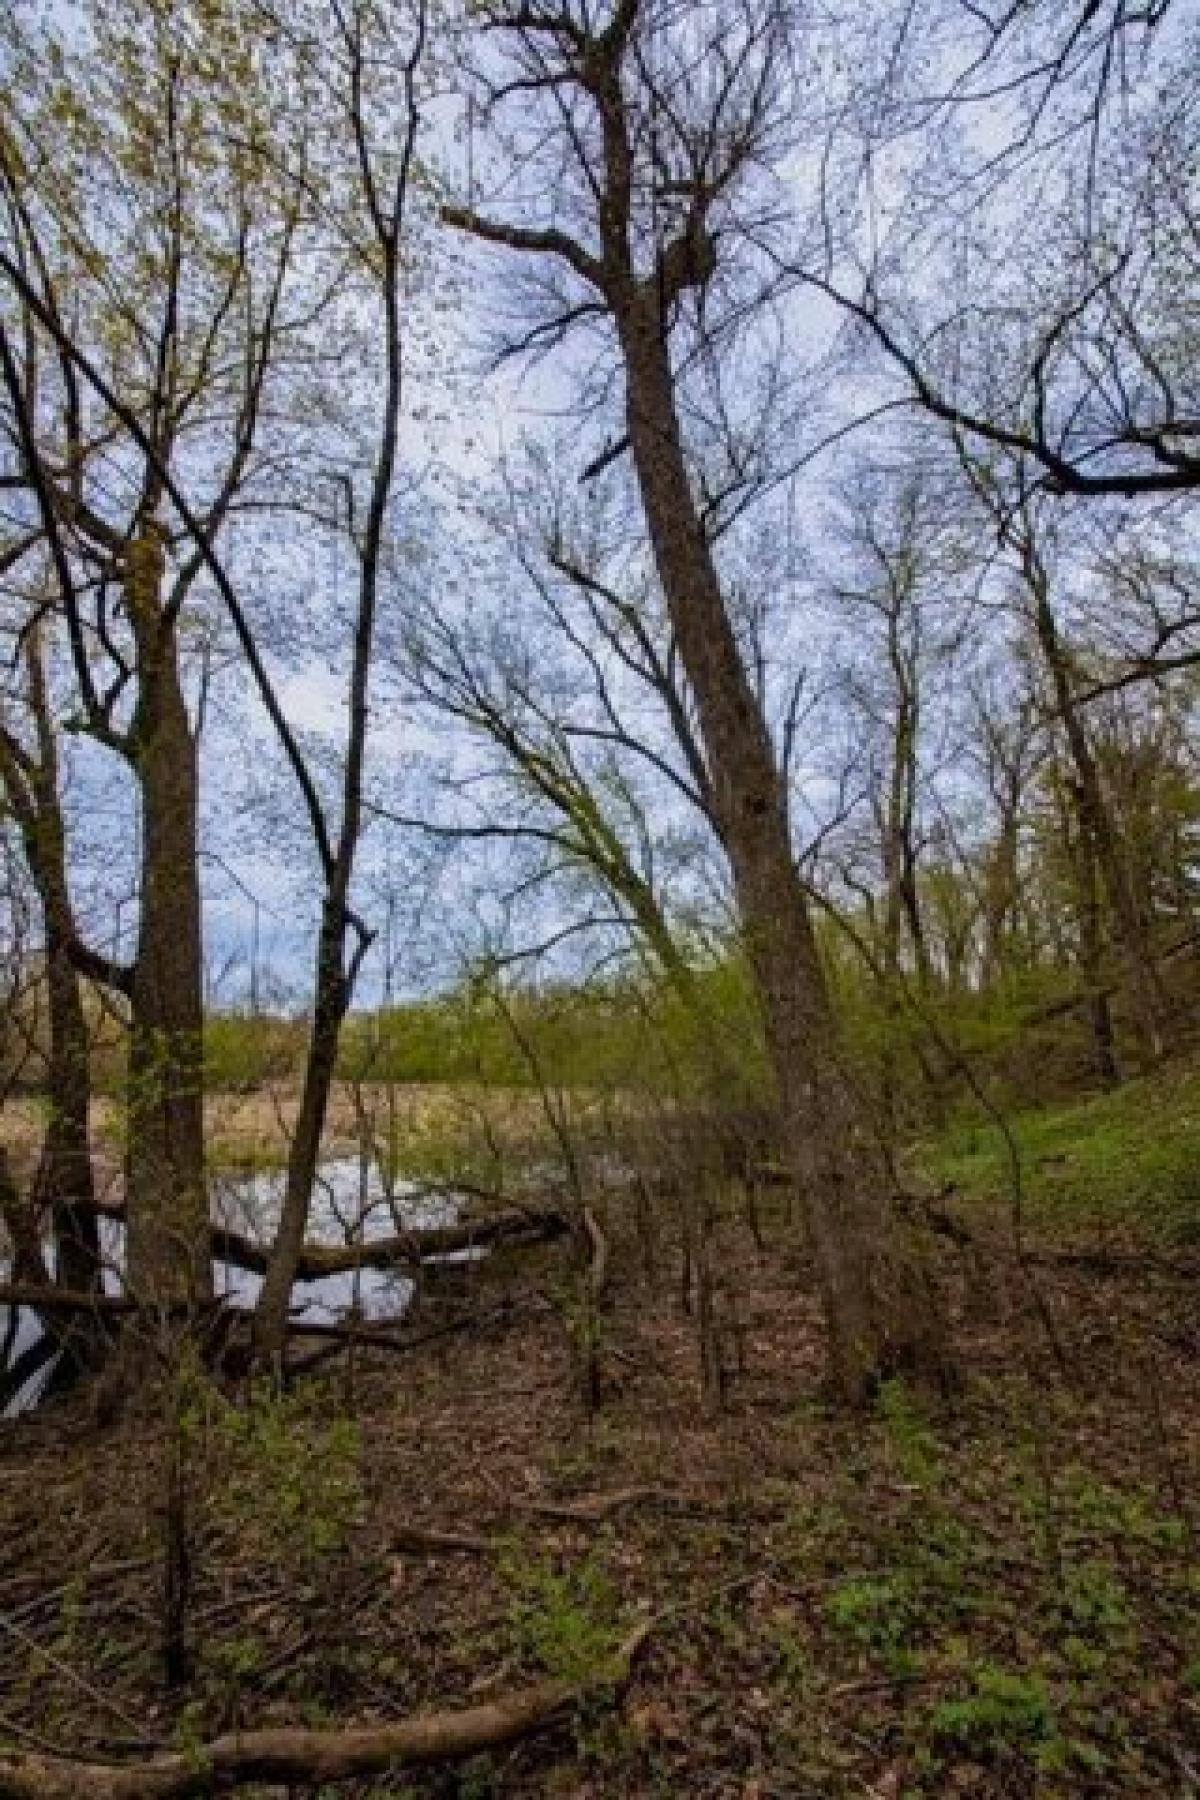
[921,1059,1200,1243]
[745,1379,1197,1795]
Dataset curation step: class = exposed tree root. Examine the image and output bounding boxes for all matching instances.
[0,1623,653,1799]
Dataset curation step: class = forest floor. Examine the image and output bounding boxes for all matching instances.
[1,1070,1198,1798]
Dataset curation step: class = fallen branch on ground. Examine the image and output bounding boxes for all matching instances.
[83,1200,567,1279]
[514,1486,672,1524]
[391,1523,496,1555]
[0,1621,654,1800]
[393,1486,688,1550]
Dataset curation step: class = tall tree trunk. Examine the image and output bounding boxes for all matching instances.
[1077,824,1119,1087]
[877,808,907,1140]
[877,681,935,1135]
[885,630,933,994]
[616,295,947,1401]
[124,525,211,1309]
[252,47,419,1359]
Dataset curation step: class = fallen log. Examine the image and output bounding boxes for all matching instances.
[84,1200,568,1281]
[0,1622,653,1800]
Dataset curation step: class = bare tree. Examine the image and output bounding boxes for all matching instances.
[1,0,431,1365]
[807,0,1197,499]
[962,463,1173,1056]
[444,0,947,1399]
[0,3,308,1309]
[249,0,428,1366]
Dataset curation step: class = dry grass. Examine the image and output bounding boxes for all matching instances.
[2,1078,612,1192]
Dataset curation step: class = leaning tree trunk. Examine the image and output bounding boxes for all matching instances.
[123,526,212,1310]
[253,893,350,1364]
[616,294,947,1401]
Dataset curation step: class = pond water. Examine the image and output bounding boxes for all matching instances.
[1,1157,474,1416]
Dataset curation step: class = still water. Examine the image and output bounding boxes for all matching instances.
[1,1158,471,1415]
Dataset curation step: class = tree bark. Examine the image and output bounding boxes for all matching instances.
[0,1623,652,1800]
[123,525,211,1309]
[615,292,947,1400]
[25,640,101,1297]
[35,930,101,1297]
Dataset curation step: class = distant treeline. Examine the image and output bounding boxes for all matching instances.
[7,921,1191,1134]
[199,929,1194,1128]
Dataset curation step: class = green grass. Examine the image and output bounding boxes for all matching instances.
[922,1060,1200,1243]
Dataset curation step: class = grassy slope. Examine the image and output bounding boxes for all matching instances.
[922,1058,1200,1246]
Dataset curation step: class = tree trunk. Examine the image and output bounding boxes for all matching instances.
[885,628,933,994]
[0,630,102,1304]
[36,925,102,1297]
[253,895,349,1363]
[1053,763,1120,1085]
[124,526,211,1308]
[1031,580,1169,1056]
[616,294,947,1400]
[30,817,100,1298]
[982,810,1020,987]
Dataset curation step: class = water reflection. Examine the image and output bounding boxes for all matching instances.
[2,1158,469,1415]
